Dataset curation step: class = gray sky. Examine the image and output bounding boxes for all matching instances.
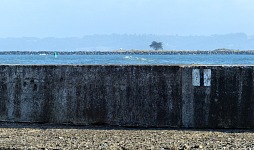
[0,0,254,37]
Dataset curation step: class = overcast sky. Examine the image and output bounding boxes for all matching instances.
[0,0,253,37]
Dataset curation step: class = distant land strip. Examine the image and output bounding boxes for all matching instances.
[0,50,254,55]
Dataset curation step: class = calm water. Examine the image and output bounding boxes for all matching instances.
[0,54,254,65]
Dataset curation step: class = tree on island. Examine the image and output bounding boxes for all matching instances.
[149,41,163,50]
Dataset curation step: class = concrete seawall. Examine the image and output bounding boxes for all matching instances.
[0,65,254,128]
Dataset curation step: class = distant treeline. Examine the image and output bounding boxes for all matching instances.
[1,50,254,55]
[0,33,253,51]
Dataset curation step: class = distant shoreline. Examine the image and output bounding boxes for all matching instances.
[0,50,254,55]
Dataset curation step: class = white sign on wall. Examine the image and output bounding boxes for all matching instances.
[192,69,211,86]
[192,69,200,86]
[203,69,211,86]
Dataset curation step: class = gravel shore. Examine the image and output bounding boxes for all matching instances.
[0,123,254,149]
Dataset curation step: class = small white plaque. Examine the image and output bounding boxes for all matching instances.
[192,69,200,86]
[204,69,211,86]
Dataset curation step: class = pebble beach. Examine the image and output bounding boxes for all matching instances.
[0,123,254,149]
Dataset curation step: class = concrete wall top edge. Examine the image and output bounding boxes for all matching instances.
[0,64,183,67]
[180,65,254,68]
[1,64,254,67]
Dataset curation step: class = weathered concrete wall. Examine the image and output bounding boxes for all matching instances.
[0,65,254,128]
[182,66,254,128]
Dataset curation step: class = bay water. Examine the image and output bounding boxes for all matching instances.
[0,54,254,65]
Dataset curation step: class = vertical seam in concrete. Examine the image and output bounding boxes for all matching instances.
[237,68,243,127]
[181,67,194,127]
